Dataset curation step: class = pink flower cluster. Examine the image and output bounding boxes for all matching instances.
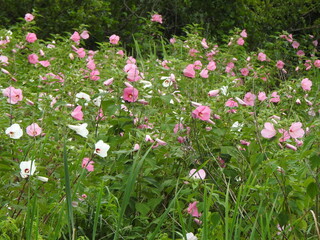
[3,86,23,104]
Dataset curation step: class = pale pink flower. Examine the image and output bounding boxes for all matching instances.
[26,123,42,137]
[258,52,267,61]
[314,60,320,68]
[237,37,245,46]
[296,50,305,56]
[243,92,256,106]
[240,140,250,146]
[127,68,141,82]
[285,143,297,151]
[240,29,247,38]
[278,129,290,142]
[170,38,176,44]
[301,78,312,91]
[26,33,37,43]
[292,41,300,49]
[123,87,138,102]
[270,92,280,103]
[240,68,249,76]
[28,54,39,64]
[261,122,277,139]
[189,169,206,180]
[109,34,120,44]
[70,31,81,42]
[258,92,267,101]
[207,61,216,71]
[289,122,304,139]
[155,138,167,146]
[0,55,8,65]
[194,60,202,70]
[76,48,86,58]
[313,40,318,46]
[86,60,96,70]
[24,13,35,22]
[208,89,219,97]
[90,69,100,81]
[225,98,238,107]
[151,14,162,24]
[183,64,196,78]
[3,86,23,104]
[192,105,211,121]
[200,69,209,78]
[133,144,140,151]
[187,201,201,218]
[276,60,285,69]
[116,50,125,56]
[201,38,209,49]
[39,60,50,67]
[103,78,114,86]
[82,158,94,171]
[80,31,89,39]
[173,123,184,133]
[71,106,84,120]
[189,48,199,57]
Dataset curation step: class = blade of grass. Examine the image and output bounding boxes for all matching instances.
[225,181,230,240]
[63,138,74,240]
[92,184,105,240]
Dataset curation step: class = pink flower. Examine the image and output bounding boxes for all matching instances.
[258,92,267,101]
[170,38,176,44]
[194,60,202,70]
[285,143,297,151]
[237,38,245,46]
[187,201,201,218]
[201,38,209,49]
[26,123,42,137]
[80,31,89,39]
[183,64,196,78]
[243,92,256,106]
[189,169,206,180]
[261,122,277,139]
[276,60,285,69]
[240,140,250,146]
[240,29,247,38]
[240,68,249,76]
[314,60,320,68]
[109,34,120,44]
[3,86,23,104]
[127,68,141,82]
[225,98,238,107]
[82,158,94,172]
[192,105,211,121]
[292,41,299,49]
[103,78,114,86]
[90,70,100,81]
[189,48,199,57]
[76,48,86,58]
[278,129,290,142]
[151,14,163,24]
[123,87,138,102]
[24,13,35,22]
[173,123,184,133]
[296,50,305,56]
[133,144,140,151]
[289,122,304,139]
[270,92,280,103]
[71,106,84,120]
[117,50,124,56]
[70,31,81,43]
[301,78,312,91]
[207,61,216,71]
[208,89,219,97]
[200,69,209,78]
[39,60,50,67]
[28,54,39,64]
[26,33,37,43]
[258,52,267,61]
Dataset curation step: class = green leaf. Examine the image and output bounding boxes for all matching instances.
[306,182,318,199]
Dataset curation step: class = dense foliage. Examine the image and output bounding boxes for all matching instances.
[0,11,319,240]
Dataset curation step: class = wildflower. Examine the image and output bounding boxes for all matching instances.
[3,86,23,104]
[289,122,304,139]
[225,98,238,107]
[258,52,267,61]
[185,233,198,240]
[80,31,89,39]
[276,60,285,69]
[199,69,209,78]
[5,123,23,139]
[192,106,211,121]
[71,106,84,120]
[243,92,256,106]
[258,92,267,101]
[109,34,120,44]
[183,64,195,78]
[189,169,206,180]
[70,31,80,43]
[151,14,162,23]
[68,123,89,138]
[208,89,219,97]
[240,29,247,38]
[36,176,48,182]
[301,78,312,91]
[24,13,35,22]
[28,54,39,64]
[270,92,280,103]
[26,123,42,137]
[261,122,277,139]
[292,41,300,49]
[94,140,110,158]
[187,201,201,218]
[207,61,216,71]
[201,38,209,49]
[75,92,91,102]
[123,87,138,102]
[104,78,114,86]
[82,158,94,171]
[20,160,36,178]
[237,38,245,45]
[26,33,37,43]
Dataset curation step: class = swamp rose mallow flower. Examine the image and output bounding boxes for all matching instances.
[301,78,312,91]
[237,37,245,45]
[192,105,211,121]
[26,33,37,43]
[71,106,84,120]
[208,89,219,97]
[189,169,206,180]
[186,232,198,240]
[20,160,36,178]
[70,31,81,43]
[6,123,23,139]
[82,158,94,171]
[183,64,196,78]
[261,122,277,139]
[258,52,267,61]
[68,123,89,138]
[258,92,267,101]
[28,54,39,64]
[289,122,304,139]
[123,87,139,102]
[276,60,285,69]
[94,140,110,158]
[314,60,320,68]
[109,34,120,45]
[26,123,42,137]
[243,92,256,106]
[24,13,35,22]
[187,201,201,218]
[3,86,23,104]
[151,14,163,23]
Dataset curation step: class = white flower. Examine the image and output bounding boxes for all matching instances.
[161,76,173,87]
[93,96,101,107]
[68,123,89,138]
[231,121,244,132]
[94,140,110,158]
[186,232,198,240]
[5,123,23,139]
[220,86,228,96]
[36,176,49,182]
[20,160,36,178]
[75,92,91,102]
[140,80,152,89]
